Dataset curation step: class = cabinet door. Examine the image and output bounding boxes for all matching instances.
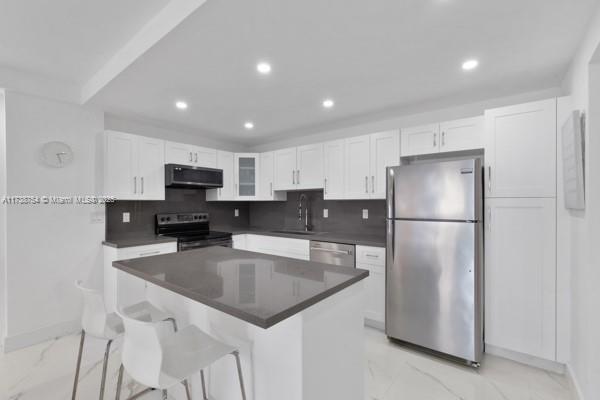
[485,99,556,198]
[323,140,345,199]
[273,147,297,190]
[400,124,440,156]
[235,153,259,199]
[361,263,386,327]
[165,141,194,165]
[439,116,484,153]
[212,151,234,200]
[105,131,138,199]
[137,136,165,200]
[296,143,323,189]
[259,152,275,200]
[344,135,371,199]
[194,146,217,168]
[370,131,400,199]
[485,198,556,360]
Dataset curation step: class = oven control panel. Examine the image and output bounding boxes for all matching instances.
[156,212,209,225]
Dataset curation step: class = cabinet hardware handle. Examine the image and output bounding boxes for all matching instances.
[141,177,144,194]
[189,152,193,162]
[296,170,300,185]
[366,254,379,258]
[324,178,327,194]
[488,207,492,231]
[219,188,222,196]
[371,176,375,193]
[488,166,492,192]
[433,133,437,147]
[139,250,160,256]
[195,153,198,163]
[292,170,295,185]
[441,131,445,146]
[365,176,368,193]
[235,183,238,194]
[270,182,273,196]
[133,177,137,194]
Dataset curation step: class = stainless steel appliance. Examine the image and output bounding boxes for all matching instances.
[156,212,232,251]
[310,241,355,268]
[165,164,223,189]
[385,158,483,365]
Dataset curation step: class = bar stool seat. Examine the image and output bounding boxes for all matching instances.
[115,306,247,400]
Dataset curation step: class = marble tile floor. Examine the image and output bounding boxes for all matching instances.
[0,327,574,400]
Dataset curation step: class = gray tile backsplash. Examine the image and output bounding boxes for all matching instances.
[106,189,385,238]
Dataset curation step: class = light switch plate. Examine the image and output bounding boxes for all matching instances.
[323,209,328,218]
[234,209,239,217]
[362,209,369,219]
[122,212,130,223]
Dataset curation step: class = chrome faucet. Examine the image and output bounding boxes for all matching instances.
[298,194,311,232]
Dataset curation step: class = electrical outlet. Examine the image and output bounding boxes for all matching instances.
[323,209,328,218]
[362,209,369,219]
[234,209,239,217]
[122,212,130,223]
[90,211,104,224]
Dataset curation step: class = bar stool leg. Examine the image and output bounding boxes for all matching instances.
[200,370,208,400]
[72,330,86,400]
[182,379,192,400]
[115,364,124,400]
[232,351,247,400]
[99,339,113,400]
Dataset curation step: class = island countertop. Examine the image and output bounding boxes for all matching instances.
[113,246,369,329]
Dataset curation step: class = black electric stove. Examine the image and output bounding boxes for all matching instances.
[156,212,232,251]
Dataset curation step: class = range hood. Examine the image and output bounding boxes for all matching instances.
[165,164,223,189]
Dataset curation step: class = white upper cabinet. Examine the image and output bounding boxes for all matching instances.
[273,147,297,190]
[485,99,557,198]
[439,116,484,153]
[259,152,287,201]
[484,197,556,361]
[400,124,439,156]
[273,145,324,191]
[104,131,165,200]
[323,140,345,200]
[369,131,400,199]
[296,144,324,189]
[206,151,234,201]
[344,135,372,199]
[165,141,217,168]
[234,153,259,200]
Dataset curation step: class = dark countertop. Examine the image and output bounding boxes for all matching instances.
[102,233,177,248]
[113,246,369,329]
[219,227,386,247]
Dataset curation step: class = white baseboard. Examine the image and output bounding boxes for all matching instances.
[2,319,80,353]
[364,318,385,331]
[485,344,565,374]
[566,363,584,400]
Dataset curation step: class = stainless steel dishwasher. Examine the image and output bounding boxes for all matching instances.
[309,241,355,267]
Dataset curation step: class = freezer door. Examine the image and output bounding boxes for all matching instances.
[385,219,483,362]
[386,159,482,221]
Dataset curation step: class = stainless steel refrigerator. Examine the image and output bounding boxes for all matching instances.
[385,158,483,364]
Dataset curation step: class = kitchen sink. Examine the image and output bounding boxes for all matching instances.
[270,230,321,235]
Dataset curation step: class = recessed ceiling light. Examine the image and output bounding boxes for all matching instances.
[175,101,188,110]
[322,99,335,109]
[462,59,479,71]
[256,62,272,75]
[244,121,254,130]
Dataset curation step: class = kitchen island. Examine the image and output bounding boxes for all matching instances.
[111,246,368,400]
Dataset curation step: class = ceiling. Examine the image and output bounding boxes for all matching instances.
[1,0,598,145]
[0,0,169,84]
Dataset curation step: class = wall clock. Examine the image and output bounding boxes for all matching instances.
[41,141,74,168]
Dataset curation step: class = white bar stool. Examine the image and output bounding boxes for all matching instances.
[72,280,172,400]
[115,306,247,400]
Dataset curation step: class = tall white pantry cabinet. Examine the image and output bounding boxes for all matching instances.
[483,98,558,363]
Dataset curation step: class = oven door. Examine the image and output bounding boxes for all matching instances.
[179,238,233,251]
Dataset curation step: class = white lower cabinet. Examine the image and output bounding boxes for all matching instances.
[244,234,310,260]
[232,234,247,250]
[484,197,556,361]
[103,242,177,312]
[356,246,386,328]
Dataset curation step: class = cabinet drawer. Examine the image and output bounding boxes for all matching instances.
[357,246,385,266]
[117,242,177,261]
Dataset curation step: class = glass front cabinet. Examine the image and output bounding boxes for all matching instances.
[234,153,260,200]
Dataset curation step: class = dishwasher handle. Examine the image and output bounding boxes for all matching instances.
[309,247,353,255]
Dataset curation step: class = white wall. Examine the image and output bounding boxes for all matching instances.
[2,91,105,351]
[248,87,561,152]
[560,4,600,399]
